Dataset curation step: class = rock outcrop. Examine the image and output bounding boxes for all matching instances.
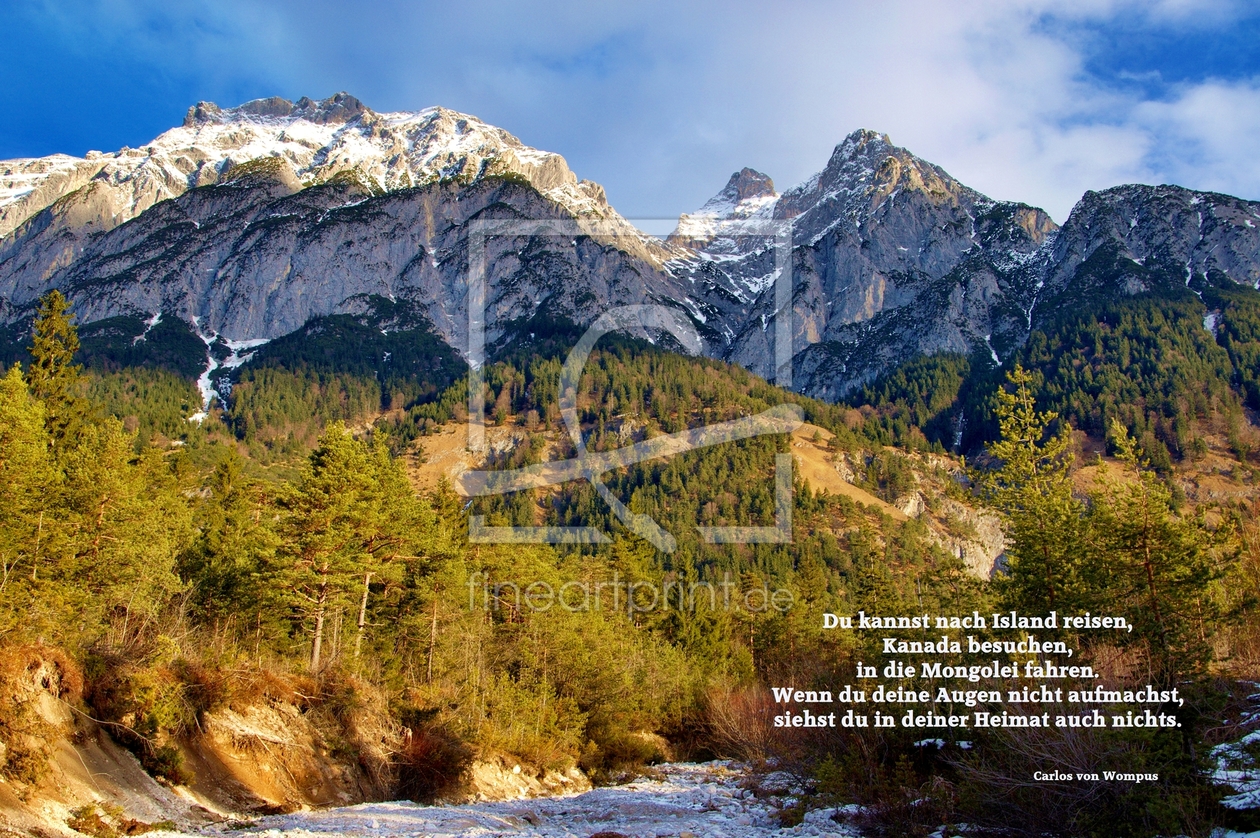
[677,130,1058,395]
[1036,183,1260,317]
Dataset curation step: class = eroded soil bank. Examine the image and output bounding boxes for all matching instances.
[0,649,593,837]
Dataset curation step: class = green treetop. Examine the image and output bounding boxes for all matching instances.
[274,423,433,670]
[26,290,85,444]
[980,365,1086,614]
[1089,420,1222,684]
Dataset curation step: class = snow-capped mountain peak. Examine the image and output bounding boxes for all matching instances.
[0,93,618,241]
[670,168,779,249]
[697,167,778,218]
[182,92,370,127]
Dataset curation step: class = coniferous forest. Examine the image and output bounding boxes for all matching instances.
[5,285,1260,837]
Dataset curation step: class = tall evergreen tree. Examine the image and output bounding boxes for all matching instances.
[180,451,281,635]
[979,365,1086,613]
[58,419,192,636]
[1089,420,1222,684]
[0,366,56,635]
[26,290,85,444]
[274,423,432,670]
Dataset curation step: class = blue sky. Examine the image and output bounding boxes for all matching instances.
[3,0,1259,222]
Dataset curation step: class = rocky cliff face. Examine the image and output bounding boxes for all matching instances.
[1,168,689,357]
[1035,183,1260,317]
[673,130,1059,396]
[3,97,1260,403]
[0,94,686,360]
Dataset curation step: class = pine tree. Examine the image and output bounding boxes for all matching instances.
[1089,420,1221,684]
[274,423,432,670]
[979,365,1086,613]
[26,290,85,444]
[58,419,191,635]
[0,366,57,634]
[180,451,281,635]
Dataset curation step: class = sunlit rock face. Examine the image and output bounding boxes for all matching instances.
[673,129,1058,396]
[3,98,1259,402]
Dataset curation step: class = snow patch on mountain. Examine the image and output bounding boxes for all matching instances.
[131,311,162,345]
[188,320,270,422]
[0,93,625,240]
[672,168,779,250]
[222,337,270,370]
[188,321,220,423]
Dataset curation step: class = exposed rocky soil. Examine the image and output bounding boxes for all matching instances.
[0,652,594,838]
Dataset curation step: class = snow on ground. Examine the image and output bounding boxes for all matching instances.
[162,742,1260,837]
[131,311,164,345]
[198,762,858,838]
[1216,728,1260,810]
[1212,684,1260,838]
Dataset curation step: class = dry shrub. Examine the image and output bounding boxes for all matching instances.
[515,736,576,774]
[168,658,229,724]
[951,724,1130,835]
[810,724,960,838]
[704,685,804,765]
[31,644,83,701]
[83,650,193,783]
[67,804,119,838]
[1220,626,1260,677]
[395,723,473,802]
[302,668,401,796]
[849,768,957,838]
[66,804,176,837]
[577,728,662,783]
[224,667,315,710]
[0,643,83,702]
[948,719,1220,838]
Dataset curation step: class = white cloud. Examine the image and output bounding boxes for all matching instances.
[1131,80,1260,197]
[15,0,1260,223]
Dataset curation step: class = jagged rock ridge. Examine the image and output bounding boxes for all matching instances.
[2,99,1260,405]
[675,130,1260,397]
[671,130,1059,396]
[0,92,632,242]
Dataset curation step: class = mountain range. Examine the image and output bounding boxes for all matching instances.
[2,92,1259,411]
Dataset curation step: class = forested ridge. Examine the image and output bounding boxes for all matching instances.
[853,280,1260,470]
[3,288,1260,836]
